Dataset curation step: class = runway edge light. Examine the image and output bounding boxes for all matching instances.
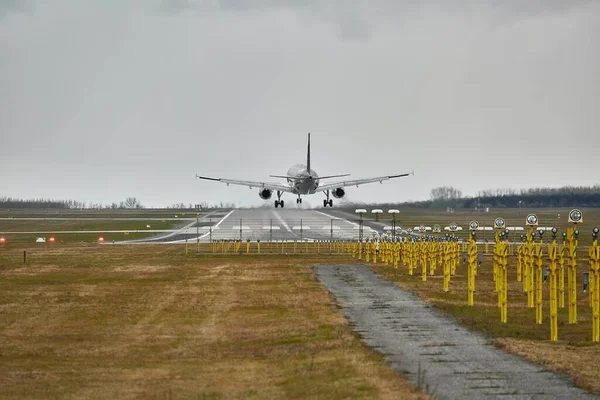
[98,237,105,243]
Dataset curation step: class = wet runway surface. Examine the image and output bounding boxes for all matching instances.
[131,208,382,243]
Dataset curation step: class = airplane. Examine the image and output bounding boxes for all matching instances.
[196,133,414,208]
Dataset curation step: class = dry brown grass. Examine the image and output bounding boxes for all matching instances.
[495,338,600,394]
[0,245,428,399]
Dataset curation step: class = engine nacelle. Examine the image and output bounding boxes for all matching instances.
[332,188,345,199]
[259,189,273,200]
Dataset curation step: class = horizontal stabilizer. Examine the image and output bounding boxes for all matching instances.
[269,175,300,180]
[269,173,350,180]
[318,174,351,180]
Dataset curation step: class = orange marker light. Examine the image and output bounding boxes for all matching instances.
[0,237,5,243]
[49,237,55,243]
[98,237,105,243]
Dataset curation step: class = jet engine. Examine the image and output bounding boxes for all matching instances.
[332,188,345,199]
[259,189,273,200]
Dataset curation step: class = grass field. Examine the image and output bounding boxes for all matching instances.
[2,207,600,397]
[0,245,427,399]
[0,216,186,244]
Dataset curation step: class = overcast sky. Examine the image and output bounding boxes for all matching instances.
[2,0,599,208]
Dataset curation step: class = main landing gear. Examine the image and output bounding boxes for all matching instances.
[274,191,284,208]
[296,195,302,204]
[323,190,333,208]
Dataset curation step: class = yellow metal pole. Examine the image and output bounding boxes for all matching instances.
[559,241,565,308]
[590,230,600,341]
[443,243,450,292]
[467,235,477,305]
[548,237,559,341]
[567,227,578,324]
[525,231,535,308]
[421,239,427,281]
[516,244,523,282]
[535,242,543,324]
[500,241,508,323]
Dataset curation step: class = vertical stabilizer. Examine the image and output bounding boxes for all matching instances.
[307,133,311,172]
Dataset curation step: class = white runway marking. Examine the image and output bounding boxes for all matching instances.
[272,210,292,233]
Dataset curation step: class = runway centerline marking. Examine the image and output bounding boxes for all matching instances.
[271,210,292,233]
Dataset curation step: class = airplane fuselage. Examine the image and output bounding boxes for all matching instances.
[286,164,320,195]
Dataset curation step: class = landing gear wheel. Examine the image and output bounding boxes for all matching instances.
[280,200,284,208]
[296,197,302,204]
[275,200,280,208]
[323,199,327,208]
[328,199,333,207]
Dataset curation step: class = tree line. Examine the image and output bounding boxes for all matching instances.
[0,197,144,209]
[343,185,600,210]
[0,197,237,210]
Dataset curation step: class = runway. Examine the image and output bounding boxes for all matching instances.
[130,208,386,244]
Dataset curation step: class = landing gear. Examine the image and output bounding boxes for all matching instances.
[296,195,302,204]
[274,191,284,208]
[323,191,333,207]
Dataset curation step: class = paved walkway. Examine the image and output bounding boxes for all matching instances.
[314,265,598,400]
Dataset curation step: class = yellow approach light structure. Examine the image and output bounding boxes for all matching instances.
[590,227,600,342]
[467,222,479,306]
[567,209,583,324]
[548,228,559,341]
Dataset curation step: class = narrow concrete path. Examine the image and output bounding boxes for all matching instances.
[314,265,597,400]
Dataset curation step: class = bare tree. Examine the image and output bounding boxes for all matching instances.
[430,186,463,201]
[123,197,143,209]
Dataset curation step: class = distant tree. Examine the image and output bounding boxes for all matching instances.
[123,197,143,209]
[430,186,463,201]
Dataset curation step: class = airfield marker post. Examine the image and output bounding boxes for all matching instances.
[535,229,544,325]
[567,209,583,324]
[420,237,427,281]
[501,232,509,323]
[517,237,524,282]
[467,222,479,305]
[548,228,559,341]
[559,233,566,308]
[524,214,539,309]
[590,228,600,342]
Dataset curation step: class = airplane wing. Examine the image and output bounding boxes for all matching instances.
[318,172,413,192]
[196,175,293,193]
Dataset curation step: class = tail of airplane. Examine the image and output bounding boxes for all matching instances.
[307,132,311,172]
[269,133,350,180]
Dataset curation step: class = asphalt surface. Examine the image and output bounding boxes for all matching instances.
[135,208,382,243]
[314,264,598,400]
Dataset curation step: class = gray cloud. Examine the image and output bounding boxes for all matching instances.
[0,0,33,18]
[1,1,599,207]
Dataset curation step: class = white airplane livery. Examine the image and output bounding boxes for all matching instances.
[196,133,413,208]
